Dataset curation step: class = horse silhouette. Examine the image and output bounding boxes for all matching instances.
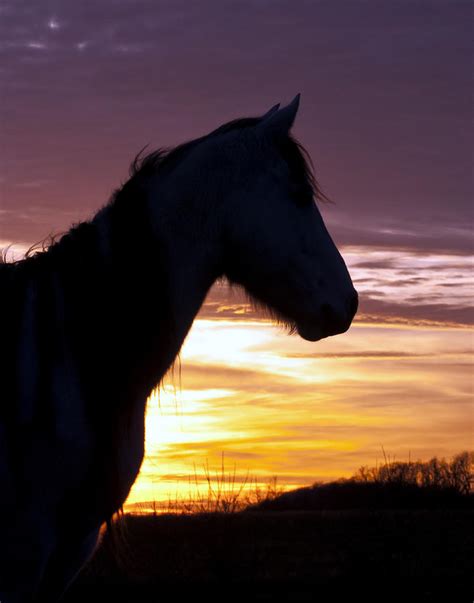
[0,95,357,601]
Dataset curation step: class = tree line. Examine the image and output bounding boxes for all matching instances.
[353,450,473,495]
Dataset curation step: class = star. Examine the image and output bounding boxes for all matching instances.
[48,18,60,30]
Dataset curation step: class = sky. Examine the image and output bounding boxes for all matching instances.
[0,0,472,509]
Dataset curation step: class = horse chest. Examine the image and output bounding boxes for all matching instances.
[113,397,146,499]
[89,396,147,518]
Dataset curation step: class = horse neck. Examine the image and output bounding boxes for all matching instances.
[98,175,222,398]
[35,173,220,405]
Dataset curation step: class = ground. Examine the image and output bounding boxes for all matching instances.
[63,509,473,602]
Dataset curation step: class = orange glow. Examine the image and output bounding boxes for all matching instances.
[125,311,473,511]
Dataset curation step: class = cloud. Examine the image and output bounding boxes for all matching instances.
[197,245,474,328]
[284,351,439,360]
[327,218,474,256]
[358,298,473,327]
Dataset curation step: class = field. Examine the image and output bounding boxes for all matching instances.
[64,509,473,602]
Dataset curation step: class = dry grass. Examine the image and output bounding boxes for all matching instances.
[129,453,285,516]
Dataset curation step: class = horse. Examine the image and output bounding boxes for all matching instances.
[0,94,358,601]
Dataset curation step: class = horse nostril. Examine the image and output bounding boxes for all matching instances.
[320,303,340,334]
[321,296,357,337]
[321,303,335,321]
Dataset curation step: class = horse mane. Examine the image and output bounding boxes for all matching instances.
[128,115,330,205]
[1,112,330,267]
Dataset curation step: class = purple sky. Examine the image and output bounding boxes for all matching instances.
[0,1,472,324]
[1,2,472,493]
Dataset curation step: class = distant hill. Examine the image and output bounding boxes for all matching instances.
[246,480,474,512]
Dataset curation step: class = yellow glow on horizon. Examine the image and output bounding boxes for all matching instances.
[125,313,473,511]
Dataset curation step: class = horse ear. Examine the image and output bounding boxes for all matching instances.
[261,103,280,121]
[256,94,301,139]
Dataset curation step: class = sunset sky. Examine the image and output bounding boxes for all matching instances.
[0,1,472,509]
